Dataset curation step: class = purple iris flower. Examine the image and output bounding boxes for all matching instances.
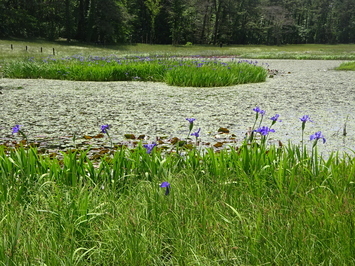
[191,128,201,138]
[310,131,326,144]
[253,106,261,112]
[186,118,196,123]
[270,114,282,122]
[143,143,157,154]
[254,126,275,135]
[101,124,110,133]
[299,115,313,123]
[160,181,171,195]
[253,107,265,115]
[186,118,196,134]
[12,125,22,134]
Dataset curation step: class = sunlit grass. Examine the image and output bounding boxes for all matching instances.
[165,59,266,87]
[335,61,355,70]
[2,55,267,87]
[0,142,354,264]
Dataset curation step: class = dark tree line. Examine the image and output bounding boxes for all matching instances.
[1,0,354,45]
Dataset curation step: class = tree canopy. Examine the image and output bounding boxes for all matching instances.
[0,0,354,45]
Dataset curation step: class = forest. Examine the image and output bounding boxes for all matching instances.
[0,0,354,45]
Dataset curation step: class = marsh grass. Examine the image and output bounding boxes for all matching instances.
[165,60,266,87]
[335,61,355,70]
[1,143,354,265]
[2,56,267,87]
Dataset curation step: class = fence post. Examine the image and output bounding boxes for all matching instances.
[11,44,13,50]
[53,48,55,55]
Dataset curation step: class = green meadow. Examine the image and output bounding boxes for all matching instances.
[1,39,355,59]
[1,40,355,264]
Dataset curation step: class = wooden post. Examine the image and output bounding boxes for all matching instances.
[11,44,13,50]
[26,45,28,51]
[53,48,55,55]
[41,47,43,53]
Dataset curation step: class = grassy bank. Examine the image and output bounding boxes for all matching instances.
[1,39,355,60]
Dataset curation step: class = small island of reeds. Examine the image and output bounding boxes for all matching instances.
[2,55,267,87]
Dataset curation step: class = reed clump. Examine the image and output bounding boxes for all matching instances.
[2,55,267,87]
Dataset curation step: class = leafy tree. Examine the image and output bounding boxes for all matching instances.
[1,0,355,45]
[145,0,163,43]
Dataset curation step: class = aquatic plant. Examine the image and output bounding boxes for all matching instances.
[101,124,112,147]
[143,143,157,154]
[160,181,171,195]
[310,131,326,146]
[299,114,313,153]
[11,124,27,141]
[186,118,196,138]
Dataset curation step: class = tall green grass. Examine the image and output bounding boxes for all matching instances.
[1,143,354,265]
[164,60,266,87]
[335,61,355,70]
[2,56,267,87]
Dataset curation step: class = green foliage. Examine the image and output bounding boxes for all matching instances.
[1,0,355,45]
[0,143,355,264]
[164,61,267,87]
[2,56,267,87]
[335,61,355,70]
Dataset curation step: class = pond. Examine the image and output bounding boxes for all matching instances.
[1,59,354,156]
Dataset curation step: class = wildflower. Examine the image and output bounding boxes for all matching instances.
[143,143,157,154]
[100,124,113,147]
[254,126,275,135]
[11,124,27,141]
[191,128,201,138]
[186,118,196,124]
[160,181,171,195]
[12,125,22,134]
[300,115,313,134]
[270,114,281,122]
[270,114,282,127]
[310,131,326,144]
[101,124,110,134]
[186,118,196,137]
[253,107,265,115]
[299,115,313,123]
